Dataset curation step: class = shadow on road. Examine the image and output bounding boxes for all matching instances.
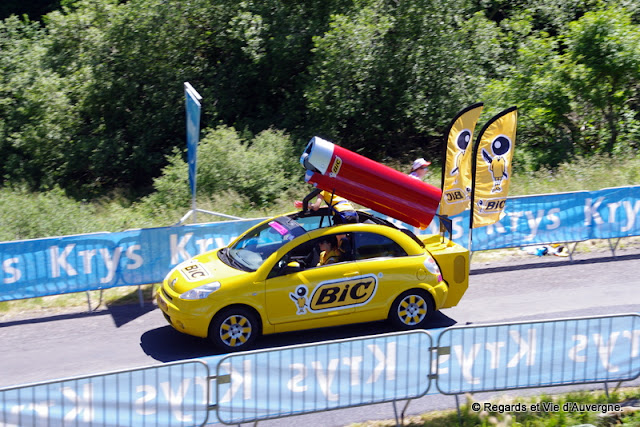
[107,302,156,327]
[0,309,111,328]
[140,311,457,363]
[0,302,157,329]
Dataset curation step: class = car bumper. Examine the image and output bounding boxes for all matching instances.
[432,281,449,309]
[156,286,213,338]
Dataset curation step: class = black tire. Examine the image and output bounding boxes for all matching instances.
[388,289,435,330]
[209,307,260,352]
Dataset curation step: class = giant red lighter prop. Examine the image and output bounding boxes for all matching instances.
[300,137,442,229]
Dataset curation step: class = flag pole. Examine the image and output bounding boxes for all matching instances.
[184,82,202,224]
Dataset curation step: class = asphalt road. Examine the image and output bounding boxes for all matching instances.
[1,244,639,426]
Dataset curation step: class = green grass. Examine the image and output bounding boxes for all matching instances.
[0,284,158,321]
[348,388,640,427]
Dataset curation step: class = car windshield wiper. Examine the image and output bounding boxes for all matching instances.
[224,248,253,271]
[218,247,229,263]
[218,248,244,270]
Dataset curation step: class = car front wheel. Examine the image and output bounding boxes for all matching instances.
[209,307,260,352]
[389,289,434,330]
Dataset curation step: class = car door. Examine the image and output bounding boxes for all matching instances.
[350,231,416,316]
[264,235,366,327]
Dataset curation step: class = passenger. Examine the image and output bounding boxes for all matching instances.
[409,158,431,180]
[295,188,358,224]
[317,235,341,266]
[337,233,353,261]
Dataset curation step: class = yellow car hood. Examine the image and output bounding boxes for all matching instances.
[168,250,248,294]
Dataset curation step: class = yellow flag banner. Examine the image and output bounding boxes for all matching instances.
[471,106,518,228]
[440,103,484,217]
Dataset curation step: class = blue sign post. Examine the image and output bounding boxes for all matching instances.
[185,82,203,223]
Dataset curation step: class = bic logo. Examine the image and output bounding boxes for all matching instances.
[294,275,377,313]
[180,263,210,281]
[330,156,343,177]
[444,189,466,203]
[478,198,506,213]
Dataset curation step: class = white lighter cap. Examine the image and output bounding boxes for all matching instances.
[300,136,335,175]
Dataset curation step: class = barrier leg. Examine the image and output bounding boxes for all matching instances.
[607,238,621,257]
[392,399,412,426]
[401,399,412,421]
[85,290,103,312]
[567,242,579,261]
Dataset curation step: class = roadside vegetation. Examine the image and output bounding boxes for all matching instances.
[1,147,638,242]
[1,0,639,241]
[1,0,639,200]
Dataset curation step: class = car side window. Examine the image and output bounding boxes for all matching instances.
[268,233,353,278]
[353,232,407,260]
[267,239,320,279]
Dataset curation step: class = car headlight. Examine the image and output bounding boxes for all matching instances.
[180,282,221,300]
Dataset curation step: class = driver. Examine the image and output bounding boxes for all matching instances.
[317,235,341,266]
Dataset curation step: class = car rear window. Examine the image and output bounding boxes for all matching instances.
[353,232,407,260]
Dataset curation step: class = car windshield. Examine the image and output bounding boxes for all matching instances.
[226,216,307,271]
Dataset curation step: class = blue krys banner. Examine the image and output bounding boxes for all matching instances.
[1,361,210,427]
[435,314,640,395]
[0,219,262,301]
[402,185,640,250]
[1,186,639,301]
[209,330,433,424]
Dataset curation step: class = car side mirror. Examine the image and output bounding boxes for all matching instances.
[283,261,302,274]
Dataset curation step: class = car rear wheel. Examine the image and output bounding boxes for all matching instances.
[389,289,434,330]
[209,307,260,352]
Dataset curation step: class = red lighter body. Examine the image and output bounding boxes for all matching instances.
[300,137,441,229]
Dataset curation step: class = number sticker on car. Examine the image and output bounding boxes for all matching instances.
[180,263,210,281]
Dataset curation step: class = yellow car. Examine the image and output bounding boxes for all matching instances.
[157,209,469,352]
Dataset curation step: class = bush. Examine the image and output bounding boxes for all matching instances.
[143,125,303,213]
[0,186,94,241]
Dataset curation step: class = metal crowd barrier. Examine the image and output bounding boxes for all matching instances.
[0,360,210,427]
[2,313,639,426]
[435,313,640,395]
[212,330,432,424]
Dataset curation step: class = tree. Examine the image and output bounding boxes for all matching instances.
[482,5,640,170]
[0,16,80,189]
[305,0,507,160]
[563,7,640,155]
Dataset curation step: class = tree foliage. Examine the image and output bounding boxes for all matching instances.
[145,126,300,210]
[0,0,638,203]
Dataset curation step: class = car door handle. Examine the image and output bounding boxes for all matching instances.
[343,271,360,277]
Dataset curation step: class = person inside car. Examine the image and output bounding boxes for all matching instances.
[317,235,341,266]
